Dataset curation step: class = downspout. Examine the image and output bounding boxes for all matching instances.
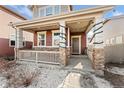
[9,22,17,61]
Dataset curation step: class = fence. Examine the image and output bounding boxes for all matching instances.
[18,50,60,65]
[105,44,124,63]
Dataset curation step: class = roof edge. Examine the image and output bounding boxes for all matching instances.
[0,5,27,20]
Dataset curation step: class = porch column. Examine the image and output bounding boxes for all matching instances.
[67,27,70,47]
[59,21,67,66]
[15,28,23,60]
[67,27,71,58]
[93,17,105,70]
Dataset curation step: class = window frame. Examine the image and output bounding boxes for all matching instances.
[116,35,123,44]
[9,34,16,47]
[46,6,53,16]
[37,31,46,47]
[52,30,60,47]
[39,5,61,17]
[54,5,60,15]
[39,8,45,17]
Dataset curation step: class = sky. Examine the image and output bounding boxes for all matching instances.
[5,5,124,19]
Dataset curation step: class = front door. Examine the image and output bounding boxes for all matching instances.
[71,36,81,54]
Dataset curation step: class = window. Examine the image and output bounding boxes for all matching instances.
[9,34,15,47]
[52,31,60,46]
[106,39,109,45]
[9,34,26,47]
[39,8,45,17]
[54,5,60,14]
[37,32,46,46]
[110,38,115,45]
[46,7,52,16]
[116,35,122,44]
[10,40,15,46]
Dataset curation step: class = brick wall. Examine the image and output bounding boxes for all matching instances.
[46,31,52,46]
[34,32,37,46]
[0,38,14,57]
[33,31,86,54]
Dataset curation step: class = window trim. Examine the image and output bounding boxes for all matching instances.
[37,31,46,46]
[52,30,60,47]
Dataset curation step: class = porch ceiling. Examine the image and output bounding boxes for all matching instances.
[66,19,92,32]
[22,19,92,33]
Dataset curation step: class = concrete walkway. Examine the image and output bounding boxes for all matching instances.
[66,55,94,72]
[58,55,96,88]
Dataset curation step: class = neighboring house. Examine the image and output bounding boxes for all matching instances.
[87,14,124,69]
[13,5,114,70]
[103,15,124,64]
[0,5,33,57]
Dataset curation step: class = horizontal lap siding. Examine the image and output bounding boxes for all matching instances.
[0,38,14,57]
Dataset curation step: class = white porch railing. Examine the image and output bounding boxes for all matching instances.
[18,50,60,65]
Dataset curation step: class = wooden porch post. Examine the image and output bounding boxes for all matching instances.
[59,21,67,66]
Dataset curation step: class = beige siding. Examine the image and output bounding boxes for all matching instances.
[0,9,33,42]
[103,16,124,46]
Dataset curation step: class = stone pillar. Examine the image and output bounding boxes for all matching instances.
[93,17,105,70]
[59,21,67,66]
[15,28,23,60]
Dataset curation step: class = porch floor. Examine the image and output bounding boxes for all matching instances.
[67,55,94,72]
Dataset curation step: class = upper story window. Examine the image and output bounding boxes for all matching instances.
[39,6,61,17]
[39,8,45,17]
[54,5,60,14]
[46,7,53,16]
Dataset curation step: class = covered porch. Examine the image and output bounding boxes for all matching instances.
[13,6,114,68]
[17,18,92,65]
